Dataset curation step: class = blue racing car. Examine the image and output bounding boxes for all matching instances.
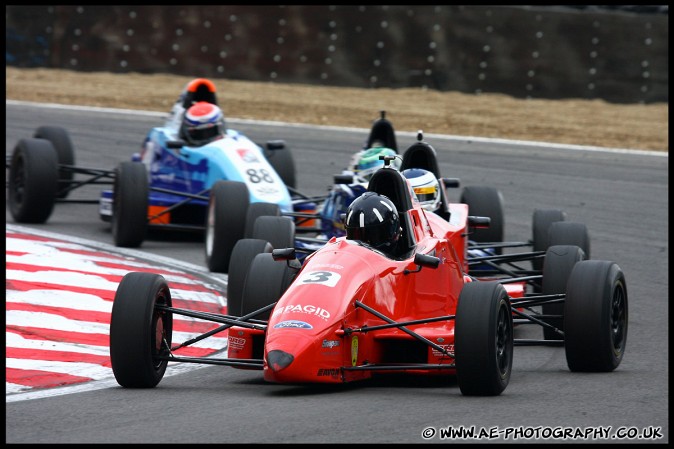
[7,78,315,272]
[6,84,408,274]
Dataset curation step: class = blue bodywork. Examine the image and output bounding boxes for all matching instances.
[100,125,295,225]
[318,182,367,238]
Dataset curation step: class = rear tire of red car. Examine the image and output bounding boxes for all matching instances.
[8,138,59,224]
[564,260,628,372]
[252,215,296,250]
[535,220,590,295]
[110,272,173,388]
[532,209,567,272]
[112,161,149,248]
[33,126,75,199]
[460,186,505,254]
[245,202,281,238]
[227,238,274,317]
[548,221,591,260]
[455,281,513,396]
[541,245,586,340]
[242,252,300,319]
[205,180,250,273]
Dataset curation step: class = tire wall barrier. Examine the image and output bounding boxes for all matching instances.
[5,5,668,104]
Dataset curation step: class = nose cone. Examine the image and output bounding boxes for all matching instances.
[267,349,294,372]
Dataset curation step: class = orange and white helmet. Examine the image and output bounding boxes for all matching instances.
[181,101,226,146]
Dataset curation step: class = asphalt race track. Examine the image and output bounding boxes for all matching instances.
[5,101,669,444]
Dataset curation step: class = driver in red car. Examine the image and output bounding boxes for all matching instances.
[344,191,402,256]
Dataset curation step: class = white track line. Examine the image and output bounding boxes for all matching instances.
[6,99,666,157]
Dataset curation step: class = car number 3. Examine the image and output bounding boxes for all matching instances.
[296,271,341,287]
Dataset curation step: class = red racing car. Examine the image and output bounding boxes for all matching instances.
[109,157,628,396]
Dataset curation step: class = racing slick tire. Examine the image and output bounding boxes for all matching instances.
[252,215,296,251]
[263,142,296,189]
[227,238,274,317]
[112,161,149,248]
[205,180,250,273]
[244,202,281,238]
[8,138,59,224]
[455,281,513,396]
[564,260,628,372]
[541,245,586,341]
[548,221,591,260]
[110,272,173,388]
[460,186,505,254]
[241,252,300,319]
[532,209,567,271]
[534,221,590,293]
[34,126,75,199]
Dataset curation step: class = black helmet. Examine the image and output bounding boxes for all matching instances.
[345,192,401,251]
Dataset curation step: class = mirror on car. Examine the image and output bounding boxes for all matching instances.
[272,247,296,261]
[468,216,491,229]
[415,252,440,269]
[266,140,286,151]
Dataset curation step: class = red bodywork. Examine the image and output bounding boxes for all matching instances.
[228,169,524,383]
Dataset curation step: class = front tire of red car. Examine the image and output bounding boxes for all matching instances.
[242,252,299,320]
[455,281,513,396]
[227,238,274,317]
[541,245,586,341]
[110,272,173,388]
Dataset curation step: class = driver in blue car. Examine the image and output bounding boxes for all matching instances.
[180,101,227,146]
